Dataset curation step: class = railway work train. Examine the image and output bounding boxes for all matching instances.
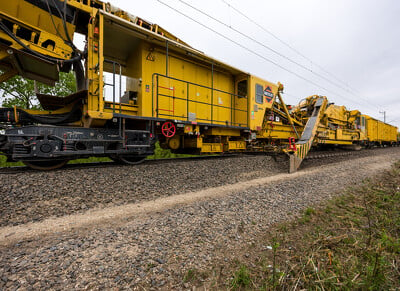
[0,0,398,171]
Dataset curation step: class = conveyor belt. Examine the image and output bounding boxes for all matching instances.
[289,96,327,173]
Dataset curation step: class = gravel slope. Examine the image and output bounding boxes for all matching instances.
[0,147,399,290]
[0,147,396,227]
[0,155,285,227]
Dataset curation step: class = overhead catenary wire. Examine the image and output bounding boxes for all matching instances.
[176,0,351,94]
[220,0,362,95]
[174,0,379,110]
[155,0,378,110]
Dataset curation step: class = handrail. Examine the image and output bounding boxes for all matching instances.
[152,73,248,127]
[153,73,247,99]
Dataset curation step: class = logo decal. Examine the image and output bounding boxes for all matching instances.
[264,86,274,103]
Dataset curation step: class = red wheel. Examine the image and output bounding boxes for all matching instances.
[161,121,176,137]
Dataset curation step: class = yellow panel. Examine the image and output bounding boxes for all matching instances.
[318,140,353,145]
[259,123,298,139]
[140,43,245,128]
[249,76,279,131]
[201,143,223,153]
[206,128,241,136]
[228,141,246,150]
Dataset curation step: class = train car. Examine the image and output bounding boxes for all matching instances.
[0,0,299,169]
[362,116,398,146]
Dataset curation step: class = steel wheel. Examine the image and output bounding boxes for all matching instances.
[23,159,69,170]
[117,156,146,165]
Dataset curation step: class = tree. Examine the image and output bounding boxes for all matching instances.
[0,72,77,109]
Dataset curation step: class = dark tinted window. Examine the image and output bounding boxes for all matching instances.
[256,84,263,104]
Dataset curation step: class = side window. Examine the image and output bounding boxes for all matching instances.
[255,83,263,104]
[237,80,247,98]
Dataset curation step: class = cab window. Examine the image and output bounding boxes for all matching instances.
[255,83,263,104]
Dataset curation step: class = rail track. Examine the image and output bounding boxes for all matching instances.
[0,146,396,175]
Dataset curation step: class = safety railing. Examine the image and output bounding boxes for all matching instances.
[152,73,248,127]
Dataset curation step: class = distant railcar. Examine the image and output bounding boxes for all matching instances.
[362,116,398,147]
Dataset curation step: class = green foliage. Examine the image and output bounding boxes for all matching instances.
[231,265,251,289]
[304,207,315,216]
[68,157,111,164]
[300,207,316,223]
[0,155,110,167]
[0,72,76,109]
[147,141,194,159]
[0,155,23,167]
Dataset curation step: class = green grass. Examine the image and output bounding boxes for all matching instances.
[0,155,23,167]
[0,155,111,167]
[230,265,251,289]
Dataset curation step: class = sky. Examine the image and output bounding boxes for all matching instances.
[104,0,400,127]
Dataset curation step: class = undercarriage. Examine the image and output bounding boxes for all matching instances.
[0,124,155,169]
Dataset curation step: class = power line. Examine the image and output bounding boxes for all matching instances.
[156,0,377,110]
[175,0,357,98]
[220,0,362,95]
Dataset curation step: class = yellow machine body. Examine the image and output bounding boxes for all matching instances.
[363,115,398,144]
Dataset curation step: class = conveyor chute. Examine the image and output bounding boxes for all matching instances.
[289,96,327,173]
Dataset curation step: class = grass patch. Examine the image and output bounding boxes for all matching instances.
[0,155,23,167]
[68,157,111,164]
[200,161,400,290]
[231,265,251,289]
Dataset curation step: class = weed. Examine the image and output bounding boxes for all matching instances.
[300,207,316,224]
[304,207,315,216]
[183,269,197,283]
[231,265,251,289]
[271,237,280,288]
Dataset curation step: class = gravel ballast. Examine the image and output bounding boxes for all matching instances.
[0,147,399,289]
[0,148,396,227]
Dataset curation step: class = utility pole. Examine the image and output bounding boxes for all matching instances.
[379,111,386,123]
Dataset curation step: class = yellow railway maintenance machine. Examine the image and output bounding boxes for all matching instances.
[0,0,301,170]
[287,96,399,172]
